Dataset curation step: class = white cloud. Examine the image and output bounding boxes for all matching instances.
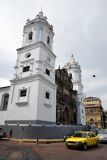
[82,69,107,93]
[82,68,107,110]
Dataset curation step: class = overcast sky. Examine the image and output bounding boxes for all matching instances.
[0,0,107,110]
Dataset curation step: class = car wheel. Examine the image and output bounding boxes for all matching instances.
[96,141,99,147]
[67,145,71,149]
[83,143,87,150]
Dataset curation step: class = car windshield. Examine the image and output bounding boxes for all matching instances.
[98,129,107,134]
[73,133,87,138]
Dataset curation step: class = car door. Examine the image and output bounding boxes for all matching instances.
[91,133,97,145]
[87,133,92,146]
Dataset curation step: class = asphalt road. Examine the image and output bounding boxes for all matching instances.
[0,140,107,160]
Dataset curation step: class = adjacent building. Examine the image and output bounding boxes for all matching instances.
[55,68,77,125]
[104,110,107,128]
[64,55,86,125]
[85,97,104,128]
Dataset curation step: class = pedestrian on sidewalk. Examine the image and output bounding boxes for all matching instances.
[8,129,13,139]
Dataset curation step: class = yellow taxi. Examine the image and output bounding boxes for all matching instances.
[66,131,100,150]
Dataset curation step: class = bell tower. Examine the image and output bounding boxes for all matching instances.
[64,55,86,125]
[6,12,56,125]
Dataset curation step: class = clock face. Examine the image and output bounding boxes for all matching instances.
[47,56,51,62]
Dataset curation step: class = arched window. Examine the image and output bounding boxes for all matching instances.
[47,36,50,44]
[1,94,9,111]
[28,32,33,40]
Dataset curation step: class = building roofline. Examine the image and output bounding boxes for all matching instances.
[85,97,100,99]
[0,86,10,89]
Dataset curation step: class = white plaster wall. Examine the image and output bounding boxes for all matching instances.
[6,80,39,121]
[0,112,7,125]
[14,47,40,79]
[36,80,56,123]
[39,47,55,83]
[15,45,55,81]
[79,104,86,125]
[81,106,86,125]
[76,92,86,125]
[5,76,56,123]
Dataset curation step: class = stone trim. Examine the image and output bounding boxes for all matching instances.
[5,120,56,125]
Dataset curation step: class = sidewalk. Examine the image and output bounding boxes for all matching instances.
[2,138,64,143]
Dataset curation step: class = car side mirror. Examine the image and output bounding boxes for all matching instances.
[87,136,90,139]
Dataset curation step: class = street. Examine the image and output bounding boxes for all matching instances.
[0,140,107,160]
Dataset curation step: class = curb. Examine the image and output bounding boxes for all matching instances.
[2,138,64,143]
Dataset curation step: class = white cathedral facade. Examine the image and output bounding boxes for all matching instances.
[0,12,86,125]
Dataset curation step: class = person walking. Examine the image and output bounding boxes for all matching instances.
[8,129,13,139]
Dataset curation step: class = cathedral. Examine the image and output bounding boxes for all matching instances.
[0,12,86,126]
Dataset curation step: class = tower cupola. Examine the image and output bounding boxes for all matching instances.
[22,11,54,51]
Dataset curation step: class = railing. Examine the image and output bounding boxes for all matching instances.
[86,111,101,114]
